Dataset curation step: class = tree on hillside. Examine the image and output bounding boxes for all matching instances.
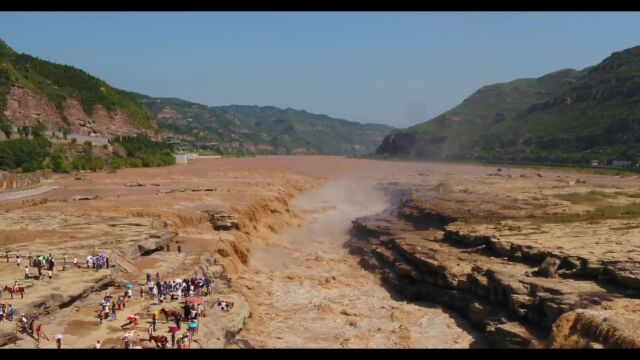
[83,141,93,155]
[18,126,31,138]
[32,120,47,138]
[51,147,71,173]
[0,120,11,139]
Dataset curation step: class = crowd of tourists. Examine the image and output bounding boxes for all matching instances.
[2,246,236,349]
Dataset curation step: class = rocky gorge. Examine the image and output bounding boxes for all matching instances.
[348,173,640,348]
[2,156,639,348]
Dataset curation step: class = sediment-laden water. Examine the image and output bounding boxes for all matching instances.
[235,178,486,348]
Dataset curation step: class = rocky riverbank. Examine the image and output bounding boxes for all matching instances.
[0,157,321,348]
[4,156,639,348]
[348,177,640,348]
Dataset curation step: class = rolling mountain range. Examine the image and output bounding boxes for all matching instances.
[377,45,640,165]
[135,94,393,155]
[0,38,393,155]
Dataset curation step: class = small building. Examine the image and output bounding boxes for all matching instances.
[185,153,198,161]
[590,160,601,167]
[164,136,184,147]
[196,142,219,150]
[612,160,632,167]
[175,154,188,164]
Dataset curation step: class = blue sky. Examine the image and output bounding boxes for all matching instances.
[1,12,640,127]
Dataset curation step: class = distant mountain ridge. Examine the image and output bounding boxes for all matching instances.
[377,45,640,165]
[0,37,393,155]
[135,93,394,155]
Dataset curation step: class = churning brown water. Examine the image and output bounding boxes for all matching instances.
[235,178,487,348]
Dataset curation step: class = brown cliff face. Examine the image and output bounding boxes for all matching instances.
[3,85,145,136]
[4,85,65,129]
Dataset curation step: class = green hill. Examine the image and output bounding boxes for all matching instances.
[135,94,394,155]
[376,45,640,166]
[0,38,156,131]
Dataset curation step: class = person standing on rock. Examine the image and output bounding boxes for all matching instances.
[16,255,21,268]
[6,251,9,263]
[140,286,144,298]
[177,245,181,254]
[63,254,67,266]
[48,270,52,280]
[106,257,109,269]
[28,314,35,336]
[152,312,157,332]
[35,323,49,344]
[175,313,182,329]
[183,302,190,320]
[110,301,117,321]
[73,256,78,268]
[28,253,33,265]
[56,336,62,349]
[95,340,101,349]
[24,266,29,279]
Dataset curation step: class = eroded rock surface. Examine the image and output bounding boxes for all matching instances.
[349,178,640,348]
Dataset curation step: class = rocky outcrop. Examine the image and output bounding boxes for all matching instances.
[348,193,640,348]
[69,195,99,201]
[0,271,114,347]
[157,187,215,194]
[3,85,143,136]
[206,210,239,231]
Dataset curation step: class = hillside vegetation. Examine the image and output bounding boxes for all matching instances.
[136,93,394,155]
[377,45,640,167]
[0,38,156,130]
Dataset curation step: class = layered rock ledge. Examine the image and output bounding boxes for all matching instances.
[348,178,640,348]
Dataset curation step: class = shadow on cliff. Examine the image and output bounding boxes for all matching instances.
[344,228,489,348]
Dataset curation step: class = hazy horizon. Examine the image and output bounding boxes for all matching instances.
[1,11,640,128]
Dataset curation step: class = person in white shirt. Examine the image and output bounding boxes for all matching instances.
[24,266,29,279]
[16,256,21,268]
[73,257,78,268]
[95,340,101,349]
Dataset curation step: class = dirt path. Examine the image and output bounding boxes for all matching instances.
[235,179,487,348]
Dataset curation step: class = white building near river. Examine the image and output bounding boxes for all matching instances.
[175,154,188,164]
